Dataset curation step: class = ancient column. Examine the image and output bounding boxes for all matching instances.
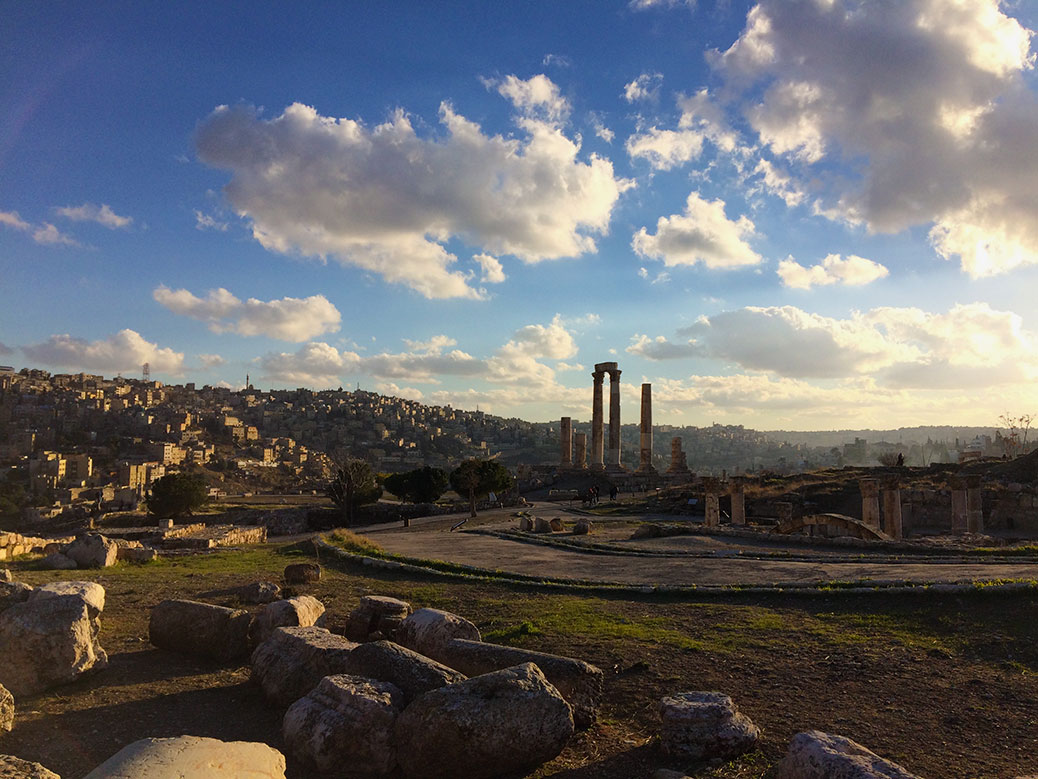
[859,479,881,530]
[667,437,690,477]
[951,478,968,534]
[966,474,984,533]
[637,383,655,474]
[559,417,572,468]
[703,478,720,527]
[730,479,746,526]
[591,369,605,470]
[607,366,622,471]
[881,478,903,540]
[573,433,587,469]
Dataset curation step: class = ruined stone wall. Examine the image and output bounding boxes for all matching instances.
[0,532,74,561]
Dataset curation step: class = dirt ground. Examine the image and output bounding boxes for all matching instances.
[4,537,1038,778]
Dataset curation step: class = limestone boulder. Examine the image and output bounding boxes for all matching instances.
[396,608,480,660]
[65,534,117,569]
[117,547,157,564]
[519,515,533,531]
[549,517,564,531]
[0,755,60,778]
[148,599,252,662]
[283,674,404,776]
[533,517,553,533]
[283,563,320,585]
[344,640,465,703]
[632,523,663,539]
[250,596,326,647]
[29,582,105,617]
[0,683,12,733]
[0,594,108,696]
[250,626,357,706]
[236,581,281,604]
[775,731,921,779]
[0,570,10,583]
[395,662,574,779]
[438,638,603,729]
[659,692,759,761]
[82,735,286,778]
[40,553,77,570]
[0,582,33,614]
[573,518,593,535]
[343,595,412,642]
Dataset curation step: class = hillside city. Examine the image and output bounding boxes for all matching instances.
[0,365,1012,527]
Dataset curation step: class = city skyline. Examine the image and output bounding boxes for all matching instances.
[4,1,1038,430]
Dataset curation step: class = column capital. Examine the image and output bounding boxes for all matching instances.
[592,371,605,383]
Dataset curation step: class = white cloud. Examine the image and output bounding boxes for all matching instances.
[505,314,577,360]
[542,54,571,68]
[491,74,570,123]
[777,254,889,290]
[195,99,628,299]
[194,209,228,231]
[623,72,663,103]
[632,192,761,269]
[627,334,699,360]
[259,342,361,386]
[715,0,1038,276]
[198,353,226,368]
[54,203,132,229]
[375,382,424,400]
[32,223,80,247]
[153,286,341,342]
[626,127,704,170]
[0,342,14,355]
[473,253,506,283]
[555,362,584,372]
[629,0,695,9]
[0,211,30,231]
[401,335,457,354]
[752,159,805,208]
[23,330,184,374]
[589,113,615,143]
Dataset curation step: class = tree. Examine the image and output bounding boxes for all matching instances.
[383,466,450,504]
[146,473,208,519]
[999,413,1035,458]
[449,459,513,517]
[326,457,382,526]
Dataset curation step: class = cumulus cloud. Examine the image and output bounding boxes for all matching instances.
[0,211,30,231]
[777,254,889,290]
[259,342,360,386]
[32,223,80,247]
[194,210,228,231]
[54,203,132,229]
[752,159,805,208]
[629,0,695,9]
[632,192,761,269]
[715,0,1038,276]
[490,74,570,123]
[473,253,506,283]
[153,286,341,341]
[589,113,615,143]
[375,382,424,400]
[198,353,226,368]
[505,314,577,360]
[623,72,663,103]
[627,334,698,360]
[23,330,184,374]
[626,127,704,170]
[195,97,628,298]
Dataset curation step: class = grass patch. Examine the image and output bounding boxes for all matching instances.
[325,529,385,557]
[484,620,543,645]
[528,598,708,651]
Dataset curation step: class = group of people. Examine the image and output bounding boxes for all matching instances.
[581,484,620,506]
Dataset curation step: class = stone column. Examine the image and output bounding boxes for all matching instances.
[607,367,622,470]
[591,370,605,470]
[637,383,655,474]
[859,479,881,530]
[951,478,968,534]
[730,480,746,526]
[966,474,984,533]
[703,478,720,527]
[574,433,587,469]
[881,478,903,540]
[559,417,572,468]
[667,437,690,476]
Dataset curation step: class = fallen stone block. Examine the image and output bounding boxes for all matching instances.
[250,595,326,647]
[573,518,593,535]
[519,515,533,531]
[0,594,108,696]
[236,581,281,604]
[343,595,411,642]
[533,517,553,533]
[659,692,759,761]
[344,640,465,703]
[0,582,33,614]
[117,547,157,564]
[632,523,664,539]
[251,626,357,706]
[82,735,286,779]
[395,607,480,659]
[0,683,12,733]
[148,599,252,662]
[0,570,10,583]
[438,638,603,729]
[0,755,60,778]
[283,674,404,776]
[65,534,118,569]
[549,517,564,531]
[395,662,574,779]
[775,730,921,779]
[283,563,321,585]
[40,553,77,571]
[29,581,105,617]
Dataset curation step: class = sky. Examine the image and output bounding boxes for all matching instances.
[3,0,1038,430]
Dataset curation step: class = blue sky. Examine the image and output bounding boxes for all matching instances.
[3,0,1038,429]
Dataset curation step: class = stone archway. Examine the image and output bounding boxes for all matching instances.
[771,513,891,541]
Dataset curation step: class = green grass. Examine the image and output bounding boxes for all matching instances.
[325,529,385,557]
[484,620,543,644]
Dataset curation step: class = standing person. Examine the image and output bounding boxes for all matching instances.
[609,484,618,501]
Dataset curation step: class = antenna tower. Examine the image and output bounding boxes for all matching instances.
[142,362,150,382]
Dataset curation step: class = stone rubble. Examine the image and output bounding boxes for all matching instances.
[82,735,286,779]
[64,534,118,569]
[344,640,466,704]
[249,595,326,647]
[250,626,357,706]
[395,607,480,660]
[658,691,760,761]
[148,599,252,662]
[343,595,412,642]
[0,755,60,779]
[774,730,921,779]
[0,683,12,733]
[283,563,321,585]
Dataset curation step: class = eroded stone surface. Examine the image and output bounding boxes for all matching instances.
[283,674,403,776]
[65,534,117,569]
[343,595,411,642]
[395,662,574,779]
[82,735,286,779]
[29,582,105,617]
[148,599,252,662]
[251,626,357,706]
[283,563,320,585]
[658,691,759,761]
[40,554,77,571]
[774,730,921,779]
[344,640,465,703]
[0,582,33,614]
[395,608,480,660]
[438,638,602,729]
[0,683,12,733]
[0,755,60,779]
[250,596,325,647]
